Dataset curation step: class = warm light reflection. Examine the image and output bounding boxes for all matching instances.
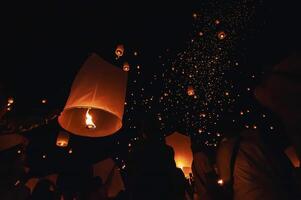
[86,108,96,129]
[217,179,224,186]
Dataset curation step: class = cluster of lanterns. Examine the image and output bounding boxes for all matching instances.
[7,97,14,111]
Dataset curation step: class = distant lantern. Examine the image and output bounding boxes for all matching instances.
[217,31,226,40]
[166,132,193,178]
[115,45,124,58]
[123,62,130,72]
[42,99,47,104]
[215,19,220,25]
[187,86,195,96]
[56,131,69,147]
[58,53,128,137]
[8,97,14,105]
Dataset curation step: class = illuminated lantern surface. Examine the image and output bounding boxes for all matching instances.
[217,31,226,40]
[255,54,301,120]
[93,158,125,198]
[166,132,193,177]
[0,134,28,151]
[285,146,300,168]
[58,53,128,137]
[115,45,124,58]
[123,62,130,72]
[56,131,69,147]
[187,86,195,96]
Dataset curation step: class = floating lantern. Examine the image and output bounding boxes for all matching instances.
[115,45,124,58]
[58,53,128,137]
[217,31,226,40]
[217,179,224,186]
[56,131,70,147]
[166,132,193,177]
[187,86,195,96]
[215,19,220,25]
[8,97,14,105]
[123,62,130,72]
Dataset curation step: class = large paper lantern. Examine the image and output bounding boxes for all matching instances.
[93,158,125,198]
[58,53,128,137]
[254,54,301,121]
[56,131,69,147]
[0,133,28,151]
[166,132,193,177]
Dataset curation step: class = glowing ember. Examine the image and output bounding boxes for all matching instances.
[85,108,96,129]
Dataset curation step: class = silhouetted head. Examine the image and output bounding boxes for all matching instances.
[136,112,162,141]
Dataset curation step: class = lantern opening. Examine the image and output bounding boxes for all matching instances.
[86,108,96,129]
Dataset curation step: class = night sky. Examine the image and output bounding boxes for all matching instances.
[1,0,300,175]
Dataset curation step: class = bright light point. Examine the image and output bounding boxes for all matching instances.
[85,108,96,129]
[68,149,73,154]
[8,97,14,104]
[217,179,224,186]
[42,99,47,104]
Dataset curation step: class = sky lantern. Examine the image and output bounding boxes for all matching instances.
[56,131,70,147]
[58,53,128,137]
[217,31,226,40]
[115,44,124,58]
[123,62,130,72]
[187,86,195,96]
[166,132,193,177]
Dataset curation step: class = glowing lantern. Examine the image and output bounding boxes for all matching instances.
[58,53,128,137]
[93,158,125,198]
[115,45,124,58]
[217,179,224,186]
[217,31,226,40]
[123,62,130,72]
[215,19,220,25]
[56,131,70,147]
[166,132,193,177]
[8,97,14,105]
[187,86,195,96]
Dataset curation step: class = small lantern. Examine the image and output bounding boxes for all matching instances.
[58,53,128,137]
[123,62,130,72]
[56,131,69,147]
[115,45,124,58]
[215,19,220,25]
[187,86,195,96]
[217,31,226,40]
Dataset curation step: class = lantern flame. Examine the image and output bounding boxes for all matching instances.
[85,108,96,129]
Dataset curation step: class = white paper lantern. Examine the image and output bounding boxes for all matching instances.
[58,53,128,137]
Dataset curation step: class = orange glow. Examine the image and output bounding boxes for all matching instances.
[217,31,226,40]
[8,97,14,105]
[56,131,69,147]
[217,179,224,186]
[187,86,195,96]
[86,108,96,129]
[123,62,130,72]
[115,45,124,58]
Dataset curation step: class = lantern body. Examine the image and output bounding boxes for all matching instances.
[217,31,226,40]
[123,62,130,72]
[0,134,28,151]
[254,54,301,120]
[58,53,128,137]
[115,45,124,58]
[166,132,193,177]
[56,131,69,147]
[187,86,195,96]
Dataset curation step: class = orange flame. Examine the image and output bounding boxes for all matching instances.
[86,108,96,129]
